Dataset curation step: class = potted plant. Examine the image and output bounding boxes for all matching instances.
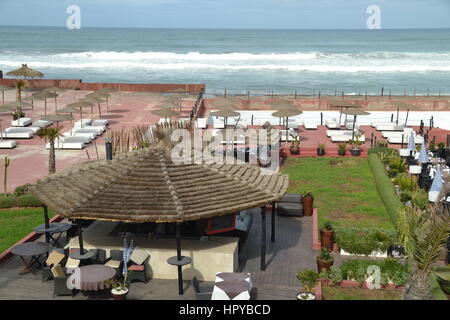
[296,270,319,300]
[320,221,334,250]
[302,191,314,216]
[338,142,346,156]
[316,247,334,273]
[105,277,129,300]
[290,134,300,155]
[349,132,363,156]
[437,142,446,159]
[11,111,25,120]
[317,144,325,156]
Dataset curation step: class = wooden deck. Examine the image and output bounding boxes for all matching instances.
[0,209,315,300]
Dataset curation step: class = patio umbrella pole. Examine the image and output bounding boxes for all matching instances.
[176,222,183,295]
[351,115,356,141]
[405,109,410,127]
[396,107,399,125]
[271,202,276,243]
[43,205,50,244]
[78,222,85,255]
[261,206,266,271]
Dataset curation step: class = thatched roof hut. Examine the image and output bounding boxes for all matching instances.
[29,146,288,223]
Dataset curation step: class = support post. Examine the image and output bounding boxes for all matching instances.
[176,222,183,295]
[260,206,266,271]
[271,202,276,243]
[43,205,50,244]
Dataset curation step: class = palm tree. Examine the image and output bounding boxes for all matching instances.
[15,79,28,102]
[402,195,450,300]
[36,127,62,175]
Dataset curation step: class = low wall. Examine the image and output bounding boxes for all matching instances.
[0,77,205,93]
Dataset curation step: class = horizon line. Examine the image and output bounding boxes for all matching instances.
[1,24,449,31]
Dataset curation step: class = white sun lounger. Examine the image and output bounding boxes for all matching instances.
[73,127,103,136]
[0,130,34,139]
[91,119,108,126]
[345,121,360,130]
[325,120,340,129]
[47,140,85,150]
[83,125,106,132]
[74,119,92,128]
[375,123,405,131]
[303,121,318,130]
[11,118,32,127]
[331,134,366,143]
[381,128,413,139]
[287,119,299,129]
[196,118,207,129]
[63,131,95,140]
[32,120,53,128]
[326,130,355,137]
[389,135,424,144]
[280,129,297,142]
[0,140,16,149]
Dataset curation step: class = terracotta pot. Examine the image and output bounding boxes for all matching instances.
[316,257,333,273]
[340,280,359,288]
[302,196,314,216]
[320,229,334,250]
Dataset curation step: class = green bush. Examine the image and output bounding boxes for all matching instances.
[0,194,42,208]
[339,258,408,286]
[335,226,397,255]
[368,153,403,225]
[431,274,449,300]
[388,157,407,175]
[399,191,412,203]
[13,184,31,196]
[411,189,429,210]
[393,173,418,192]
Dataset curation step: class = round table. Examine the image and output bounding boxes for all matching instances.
[11,242,50,275]
[68,264,116,291]
[69,249,95,261]
[34,223,72,247]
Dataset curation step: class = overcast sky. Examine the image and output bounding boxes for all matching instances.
[0,0,449,29]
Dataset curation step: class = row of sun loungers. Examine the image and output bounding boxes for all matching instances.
[46,119,109,150]
[0,119,54,148]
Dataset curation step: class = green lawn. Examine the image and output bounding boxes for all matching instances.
[322,286,403,300]
[281,157,394,230]
[0,208,54,253]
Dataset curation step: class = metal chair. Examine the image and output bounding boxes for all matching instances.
[51,264,76,297]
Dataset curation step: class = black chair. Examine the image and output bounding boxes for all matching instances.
[192,276,214,300]
[90,249,107,264]
[42,248,66,282]
[105,250,123,276]
[52,265,76,297]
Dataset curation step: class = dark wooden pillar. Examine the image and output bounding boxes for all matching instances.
[43,205,50,244]
[271,202,276,243]
[176,222,183,295]
[261,206,266,271]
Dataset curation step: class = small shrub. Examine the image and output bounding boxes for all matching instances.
[297,270,320,293]
[411,189,429,210]
[335,226,397,255]
[393,173,417,192]
[14,184,31,196]
[318,247,334,262]
[377,141,388,148]
[328,266,343,285]
[399,191,412,203]
[0,193,42,208]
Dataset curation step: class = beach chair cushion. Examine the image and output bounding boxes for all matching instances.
[130,249,149,265]
[65,257,80,269]
[32,120,53,128]
[303,122,318,129]
[51,264,67,278]
[105,259,121,269]
[46,251,65,267]
[91,119,108,126]
[74,119,92,127]
[128,264,145,271]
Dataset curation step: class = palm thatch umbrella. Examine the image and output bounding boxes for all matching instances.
[44,87,66,110]
[329,101,361,125]
[3,100,32,126]
[81,95,105,118]
[6,64,44,79]
[340,109,370,141]
[29,145,289,295]
[40,114,74,129]
[390,101,421,126]
[210,109,240,127]
[92,91,112,111]
[58,106,87,127]
[66,101,94,128]
[32,91,58,115]
[272,109,303,136]
[158,103,179,110]
[151,109,181,122]
[0,85,14,104]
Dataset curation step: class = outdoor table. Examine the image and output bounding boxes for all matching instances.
[67,264,116,291]
[211,272,252,300]
[69,249,95,261]
[34,223,72,247]
[11,242,50,275]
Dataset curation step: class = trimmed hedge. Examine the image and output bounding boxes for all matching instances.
[0,194,43,208]
[335,226,397,255]
[368,153,403,226]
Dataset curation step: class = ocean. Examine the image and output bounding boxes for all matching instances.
[1,26,450,95]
